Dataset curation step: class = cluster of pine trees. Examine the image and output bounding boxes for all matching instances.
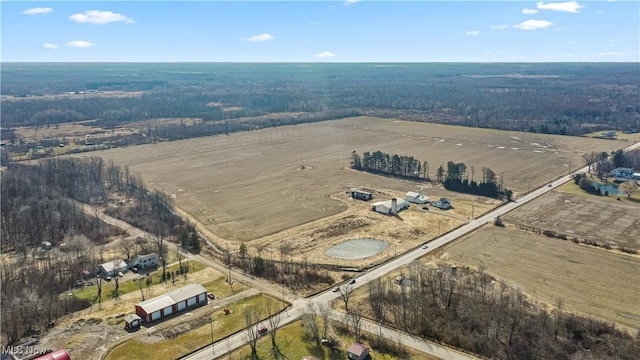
[350,150,428,180]
[351,151,511,199]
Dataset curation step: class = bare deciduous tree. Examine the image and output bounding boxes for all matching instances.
[339,284,354,312]
[265,297,285,359]
[243,306,262,360]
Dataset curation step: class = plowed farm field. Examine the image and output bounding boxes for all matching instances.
[440,224,640,331]
[85,116,627,242]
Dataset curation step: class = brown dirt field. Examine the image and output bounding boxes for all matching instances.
[83,117,625,245]
[438,224,640,331]
[504,187,640,250]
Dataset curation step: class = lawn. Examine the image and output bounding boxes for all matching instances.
[231,319,435,360]
[202,276,247,298]
[105,294,286,360]
[72,261,205,303]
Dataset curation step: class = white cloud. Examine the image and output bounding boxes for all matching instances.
[536,1,584,13]
[243,33,274,42]
[69,10,134,24]
[344,0,361,5]
[596,10,605,15]
[514,19,553,30]
[22,7,53,15]
[522,8,539,14]
[314,51,336,58]
[598,51,624,56]
[608,39,615,43]
[490,24,508,30]
[42,43,58,50]
[65,40,95,48]
[465,30,480,36]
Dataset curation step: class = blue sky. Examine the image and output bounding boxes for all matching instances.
[2,1,638,62]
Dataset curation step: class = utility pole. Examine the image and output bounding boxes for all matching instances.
[211,314,216,359]
[226,243,231,284]
[438,220,441,236]
[471,204,475,219]
[527,178,531,193]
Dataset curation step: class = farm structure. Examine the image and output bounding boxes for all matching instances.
[135,284,207,322]
[33,349,71,360]
[370,198,409,215]
[405,191,429,204]
[350,188,373,201]
[124,314,142,330]
[431,197,452,210]
[129,253,158,270]
[347,342,370,360]
[98,259,128,277]
[610,167,640,182]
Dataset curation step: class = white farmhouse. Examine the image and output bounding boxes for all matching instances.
[405,191,430,204]
[129,253,159,270]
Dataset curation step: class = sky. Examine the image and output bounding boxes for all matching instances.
[1,1,638,62]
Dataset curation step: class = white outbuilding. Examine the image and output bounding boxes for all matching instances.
[405,191,430,204]
[370,198,409,215]
[98,259,129,277]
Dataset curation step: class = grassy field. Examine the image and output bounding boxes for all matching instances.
[73,261,206,303]
[231,319,436,360]
[202,276,247,298]
[439,224,640,331]
[105,294,286,360]
[504,183,640,250]
[84,116,625,242]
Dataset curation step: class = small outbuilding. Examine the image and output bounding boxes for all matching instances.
[405,191,429,204]
[347,342,370,360]
[370,198,409,215]
[431,197,452,210]
[124,314,142,330]
[350,188,373,201]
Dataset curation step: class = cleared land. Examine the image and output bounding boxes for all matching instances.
[505,184,640,250]
[85,116,626,243]
[439,224,640,331]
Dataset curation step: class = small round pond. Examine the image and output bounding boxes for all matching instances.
[324,238,389,259]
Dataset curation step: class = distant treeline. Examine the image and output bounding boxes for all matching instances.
[2,63,639,136]
[350,151,510,199]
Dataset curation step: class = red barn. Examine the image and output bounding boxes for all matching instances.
[135,284,207,322]
[33,349,71,360]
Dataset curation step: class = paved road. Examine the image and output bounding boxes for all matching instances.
[184,140,640,360]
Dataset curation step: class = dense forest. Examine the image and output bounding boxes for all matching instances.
[0,157,190,344]
[2,63,639,139]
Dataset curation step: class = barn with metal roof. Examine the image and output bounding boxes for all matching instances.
[135,284,207,322]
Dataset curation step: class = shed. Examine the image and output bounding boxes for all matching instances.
[405,191,429,204]
[347,342,370,360]
[431,197,452,210]
[135,283,207,322]
[124,314,142,329]
[350,188,373,201]
[98,259,128,277]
